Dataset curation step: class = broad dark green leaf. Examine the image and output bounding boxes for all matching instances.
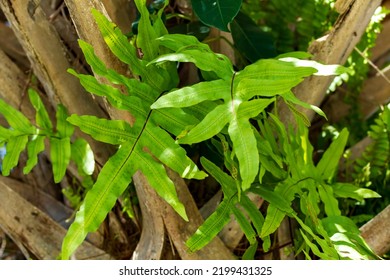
[231,11,276,62]
[192,0,242,32]
[168,21,210,42]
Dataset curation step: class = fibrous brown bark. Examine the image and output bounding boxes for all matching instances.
[0,177,111,259]
[278,0,382,125]
[360,204,390,256]
[0,0,112,165]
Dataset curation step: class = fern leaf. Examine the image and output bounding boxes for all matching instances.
[186,199,232,252]
[71,138,95,176]
[56,104,74,138]
[134,0,159,61]
[316,128,349,181]
[61,9,208,259]
[50,137,71,183]
[0,99,36,134]
[24,135,45,174]
[142,124,207,180]
[317,184,341,217]
[231,206,257,244]
[332,183,381,202]
[67,115,138,145]
[91,9,142,75]
[150,34,234,81]
[28,89,53,131]
[134,145,188,220]
[2,135,28,176]
[151,80,231,109]
[61,141,137,259]
[178,103,231,144]
[228,116,259,191]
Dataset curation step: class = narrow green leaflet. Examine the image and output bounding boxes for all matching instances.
[151,34,234,81]
[316,128,349,181]
[133,146,187,220]
[134,0,159,61]
[332,183,381,202]
[0,99,36,134]
[317,184,341,217]
[61,142,137,259]
[24,135,46,174]
[231,206,257,244]
[68,115,138,146]
[71,138,95,176]
[192,0,242,32]
[186,198,232,252]
[151,80,230,109]
[322,216,379,260]
[50,137,71,183]
[91,7,171,91]
[28,88,53,131]
[228,116,258,190]
[56,104,74,138]
[200,156,237,198]
[2,135,28,176]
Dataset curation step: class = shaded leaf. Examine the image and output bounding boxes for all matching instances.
[192,0,242,32]
[231,11,276,62]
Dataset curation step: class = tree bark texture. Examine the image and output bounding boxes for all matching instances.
[278,0,382,125]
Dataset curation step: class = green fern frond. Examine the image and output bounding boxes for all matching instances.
[353,106,390,184]
[0,91,90,182]
[60,4,207,259]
